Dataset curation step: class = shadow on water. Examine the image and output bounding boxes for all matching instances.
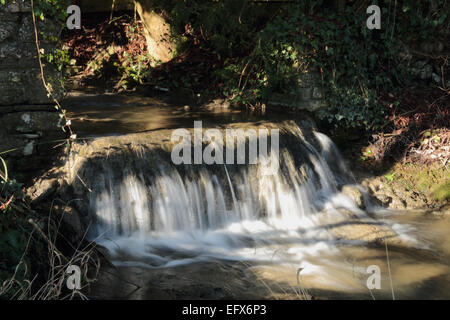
[49,92,450,300]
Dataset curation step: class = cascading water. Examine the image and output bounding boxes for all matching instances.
[85,124,420,276]
[59,95,449,299]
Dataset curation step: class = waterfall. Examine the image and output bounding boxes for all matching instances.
[78,122,417,270]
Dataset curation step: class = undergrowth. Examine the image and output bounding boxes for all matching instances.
[140,0,448,131]
[0,175,100,300]
[61,1,448,133]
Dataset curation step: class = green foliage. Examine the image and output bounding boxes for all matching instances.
[148,0,266,58]
[122,53,152,81]
[43,48,70,73]
[385,172,397,182]
[0,161,30,298]
[0,212,30,294]
[116,22,154,89]
[34,0,69,23]
[80,17,154,90]
[151,0,448,131]
[223,1,447,130]
[34,0,71,82]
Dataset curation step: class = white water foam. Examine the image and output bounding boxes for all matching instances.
[89,129,423,289]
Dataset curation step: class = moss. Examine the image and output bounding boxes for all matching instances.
[389,162,449,204]
[432,181,450,201]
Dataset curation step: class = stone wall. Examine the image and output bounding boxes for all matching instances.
[268,71,327,113]
[0,1,65,179]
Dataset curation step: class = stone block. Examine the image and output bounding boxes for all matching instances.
[0,1,20,13]
[312,87,324,99]
[297,71,320,88]
[0,109,65,175]
[19,15,36,43]
[1,111,61,134]
[0,0,30,13]
[0,20,17,42]
[297,87,312,100]
[0,12,19,22]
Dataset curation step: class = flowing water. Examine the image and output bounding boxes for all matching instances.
[63,93,450,300]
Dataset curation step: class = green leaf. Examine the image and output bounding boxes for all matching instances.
[385,173,396,182]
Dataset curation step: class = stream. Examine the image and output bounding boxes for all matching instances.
[62,92,450,300]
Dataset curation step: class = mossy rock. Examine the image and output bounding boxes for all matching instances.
[432,181,450,201]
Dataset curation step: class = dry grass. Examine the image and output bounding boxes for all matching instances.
[0,205,101,300]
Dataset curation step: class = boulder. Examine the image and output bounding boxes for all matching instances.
[341,185,366,209]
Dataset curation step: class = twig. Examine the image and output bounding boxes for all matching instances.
[238,60,251,93]
[0,197,25,214]
[0,156,8,182]
[110,0,116,22]
[385,240,395,300]
[0,195,14,211]
[391,0,397,41]
[76,174,92,193]
[30,0,74,139]
[296,268,311,300]
[381,212,396,300]
[28,218,69,264]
